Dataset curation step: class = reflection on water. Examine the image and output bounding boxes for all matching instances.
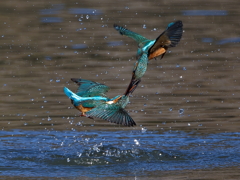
[1,0,240,178]
[202,37,240,45]
[202,38,213,43]
[40,17,63,23]
[39,4,64,15]
[107,41,124,47]
[69,8,103,15]
[217,37,240,45]
[182,10,228,16]
[71,44,88,49]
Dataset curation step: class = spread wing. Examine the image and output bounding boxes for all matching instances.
[85,103,136,126]
[114,24,149,45]
[148,20,183,59]
[71,78,110,97]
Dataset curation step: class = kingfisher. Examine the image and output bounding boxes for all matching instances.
[114,20,183,94]
[63,78,136,126]
[114,20,183,60]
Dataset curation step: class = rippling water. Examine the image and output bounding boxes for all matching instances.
[1,129,240,178]
[1,0,240,179]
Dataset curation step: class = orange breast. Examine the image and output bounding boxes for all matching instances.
[75,104,93,113]
[148,48,166,60]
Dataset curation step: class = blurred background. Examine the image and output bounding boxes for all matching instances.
[0,0,240,179]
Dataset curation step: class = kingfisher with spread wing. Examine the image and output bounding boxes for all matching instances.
[114,20,183,60]
[63,78,136,126]
[114,21,183,94]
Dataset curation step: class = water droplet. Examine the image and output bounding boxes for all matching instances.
[141,127,147,133]
[179,109,184,114]
[56,79,60,82]
[169,108,173,111]
[48,116,52,121]
[159,111,162,114]
[67,158,70,162]
[188,123,191,126]
[143,24,146,29]
[86,15,89,19]
[134,139,140,146]
[183,67,187,71]
[76,122,82,126]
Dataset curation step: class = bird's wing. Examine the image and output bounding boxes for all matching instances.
[148,20,183,59]
[114,24,149,45]
[85,103,136,126]
[164,20,183,47]
[71,78,110,97]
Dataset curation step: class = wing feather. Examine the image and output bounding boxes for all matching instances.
[71,78,110,97]
[86,104,136,126]
[148,20,183,59]
[114,24,149,45]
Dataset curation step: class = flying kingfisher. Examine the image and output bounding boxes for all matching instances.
[114,20,183,60]
[114,20,183,94]
[63,78,136,126]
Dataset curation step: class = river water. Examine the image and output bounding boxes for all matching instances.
[0,0,240,179]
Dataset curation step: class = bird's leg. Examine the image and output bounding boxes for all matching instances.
[80,112,86,117]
